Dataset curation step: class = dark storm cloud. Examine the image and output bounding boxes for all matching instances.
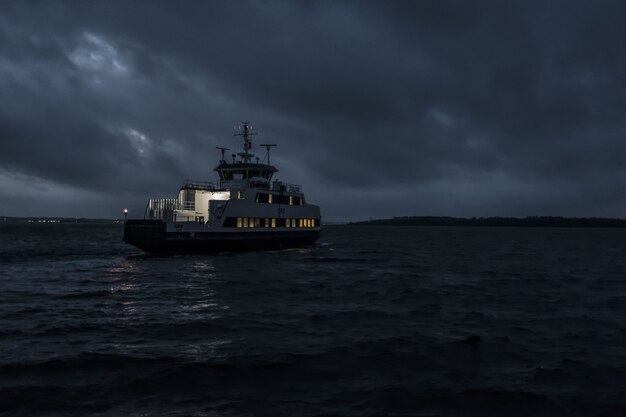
[0,0,625,220]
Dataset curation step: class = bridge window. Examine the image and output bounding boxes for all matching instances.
[255,193,280,204]
[272,195,298,205]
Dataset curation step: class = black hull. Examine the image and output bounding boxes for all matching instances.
[123,220,322,254]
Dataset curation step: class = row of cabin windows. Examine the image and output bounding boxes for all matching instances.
[285,218,315,228]
[220,170,273,181]
[255,193,304,205]
[222,217,319,228]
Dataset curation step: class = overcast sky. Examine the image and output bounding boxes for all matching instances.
[1,1,625,221]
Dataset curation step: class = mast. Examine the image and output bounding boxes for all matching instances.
[216,147,230,164]
[259,144,277,164]
[234,121,257,163]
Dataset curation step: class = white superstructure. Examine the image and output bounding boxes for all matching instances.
[124,121,322,253]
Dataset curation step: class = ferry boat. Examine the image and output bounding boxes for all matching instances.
[123,121,322,253]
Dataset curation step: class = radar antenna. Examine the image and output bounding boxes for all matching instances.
[233,121,257,163]
[259,144,277,164]
[216,147,230,164]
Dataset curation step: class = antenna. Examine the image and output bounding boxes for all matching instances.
[216,147,230,163]
[234,121,258,163]
[259,144,277,164]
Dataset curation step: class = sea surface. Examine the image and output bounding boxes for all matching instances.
[1,223,626,417]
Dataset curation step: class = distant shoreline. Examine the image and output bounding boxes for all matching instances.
[349,216,626,228]
[4,215,626,228]
[1,216,121,224]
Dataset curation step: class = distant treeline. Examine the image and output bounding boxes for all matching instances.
[1,216,119,223]
[349,216,626,228]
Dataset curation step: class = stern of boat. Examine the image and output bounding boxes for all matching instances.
[123,220,166,251]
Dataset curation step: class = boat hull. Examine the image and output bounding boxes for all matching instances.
[123,220,322,254]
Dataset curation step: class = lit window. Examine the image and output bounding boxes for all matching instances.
[286,218,290,228]
[268,194,273,204]
[289,196,293,205]
[271,218,276,228]
[255,218,260,227]
[264,218,269,227]
[299,219,303,227]
[243,218,248,228]
[291,219,296,227]
[237,191,244,199]
[237,217,242,228]
[250,218,255,228]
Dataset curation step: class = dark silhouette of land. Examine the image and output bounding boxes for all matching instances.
[5,215,626,228]
[349,216,626,228]
[1,216,121,224]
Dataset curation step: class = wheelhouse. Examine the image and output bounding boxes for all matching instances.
[215,163,277,181]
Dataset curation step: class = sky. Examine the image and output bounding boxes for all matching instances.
[1,1,625,222]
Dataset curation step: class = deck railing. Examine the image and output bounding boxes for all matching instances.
[271,181,302,193]
[284,183,302,193]
[181,179,221,190]
[183,178,303,193]
[144,198,178,221]
[179,201,195,210]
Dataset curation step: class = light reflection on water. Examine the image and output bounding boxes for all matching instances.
[103,256,230,356]
[108,258,142,275]
[182,339,233,362]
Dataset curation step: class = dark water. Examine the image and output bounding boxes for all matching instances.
[2,223,626,416]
